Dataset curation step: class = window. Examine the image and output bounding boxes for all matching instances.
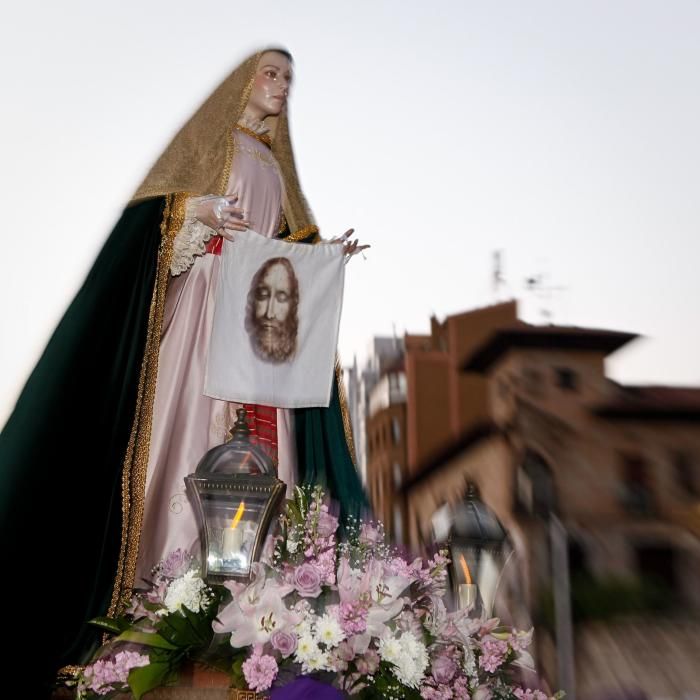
[554,367,579,392]
[620,454,655,516]
[391,417,401,445]
[517,452,556,517]
[392,461,402,488]
[393,503,403,544]
[673,451,698,497]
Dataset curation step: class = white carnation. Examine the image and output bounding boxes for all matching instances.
[162,571,210,614]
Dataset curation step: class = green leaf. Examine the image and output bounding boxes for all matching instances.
[87,616,129,634]
[128,659,176,700]
[116,629,179,650]
[229,652,248,689]
[157,610,203,647]
[181,605,212,646]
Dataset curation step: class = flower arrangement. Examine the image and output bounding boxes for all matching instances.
[74,486,558,700]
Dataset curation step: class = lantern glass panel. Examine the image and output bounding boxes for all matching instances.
[202,491,272,576]
[185,409,286,583]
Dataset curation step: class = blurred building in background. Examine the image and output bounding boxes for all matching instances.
[348,300,700,700]
[345,336,404,485]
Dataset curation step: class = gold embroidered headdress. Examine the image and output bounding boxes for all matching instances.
[131,48,315,235]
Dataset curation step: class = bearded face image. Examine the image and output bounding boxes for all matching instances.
[245,257,299,363]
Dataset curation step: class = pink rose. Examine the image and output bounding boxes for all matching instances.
[316,508,339,537]
[159,549,192,578]
[294,563,323,598]
[431,654,457,684]
[270,630,297,658]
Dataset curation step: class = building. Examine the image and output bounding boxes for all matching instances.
[366,300,700,698]
[364,356,407,540]
[344,336,404,485]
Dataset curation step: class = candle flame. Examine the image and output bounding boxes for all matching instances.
[230,501,245,529]
[459,554,473,584]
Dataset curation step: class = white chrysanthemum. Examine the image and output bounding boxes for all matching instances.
[162,571,210,614]
[295,614,315,639]
[294,634,319,663]
[316,613,345,648]
[378,636,402,664]
[380,632,428,689]
[303,649,330,673]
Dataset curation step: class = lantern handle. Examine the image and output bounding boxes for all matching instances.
[228,408,251,442]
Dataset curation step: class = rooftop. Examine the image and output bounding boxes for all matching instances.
[461,323,638,373]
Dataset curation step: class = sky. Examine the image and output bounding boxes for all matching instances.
[1,0,699,425]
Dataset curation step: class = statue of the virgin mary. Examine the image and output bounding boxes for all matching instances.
[0,47,367,694]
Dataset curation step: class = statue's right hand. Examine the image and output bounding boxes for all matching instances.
[194,195,250,241]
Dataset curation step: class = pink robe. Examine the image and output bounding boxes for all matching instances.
[136,130,298,581]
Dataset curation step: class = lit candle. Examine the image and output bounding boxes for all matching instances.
[222,501,245,560]
[458,554,478,610]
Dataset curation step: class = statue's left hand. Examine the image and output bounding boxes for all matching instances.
[329,229,370,259]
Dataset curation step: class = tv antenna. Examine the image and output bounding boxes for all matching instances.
[524,271,567,323]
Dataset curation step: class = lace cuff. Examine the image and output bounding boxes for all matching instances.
[170,197,217,276]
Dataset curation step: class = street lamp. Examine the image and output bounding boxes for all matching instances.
[185,409,286,584]
[440,484,508,614]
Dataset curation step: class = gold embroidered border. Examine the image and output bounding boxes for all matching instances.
[217,66,258,197]
[285,224,319,243]
[108,192,186,616]
[277,209,287,235]
[335,358,357,466]
[234,123,272,148]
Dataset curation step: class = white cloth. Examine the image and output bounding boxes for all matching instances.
[205,229,344,408]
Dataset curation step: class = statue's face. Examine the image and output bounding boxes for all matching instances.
[247,51,293,120]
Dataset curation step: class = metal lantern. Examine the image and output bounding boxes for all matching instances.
[433,484,508,614]
[185,408,286,584]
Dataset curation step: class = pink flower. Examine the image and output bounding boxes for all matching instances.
[80,650,149,695]
[355,649,380,675]
[294,562,323,598]
[316,507,339,537]
[479,638,509,673]
[335,640,356,662]
[242,648,278,692]
[270,630,297,658]
[159,549,192,578]
[338,600,369,635]
[431,654,457,684]
[213,564,298,647]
